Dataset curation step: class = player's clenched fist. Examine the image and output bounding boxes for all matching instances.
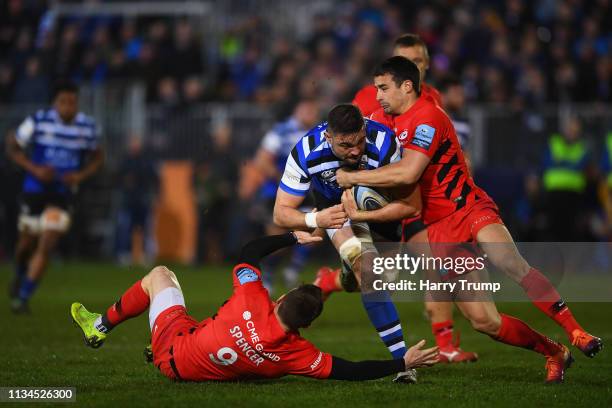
[31,164,55,183]
[335,168,355,189]
[403,340,439,369]
[316,204,348,229]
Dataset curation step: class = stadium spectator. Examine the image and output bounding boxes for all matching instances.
[0,63,15,103]
[12,56,49,104]
[1,0,610,108]
[194,121,238,263]
[600,132,612,240]
[115,136,159,266]
[541,116,592,241]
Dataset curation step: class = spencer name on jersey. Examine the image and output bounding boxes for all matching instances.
[171,263,332,381]
[16,108,100,194]
[279,118,401,201]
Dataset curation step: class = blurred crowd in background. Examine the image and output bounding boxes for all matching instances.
[2,0,611,109]
[1,0,612,266]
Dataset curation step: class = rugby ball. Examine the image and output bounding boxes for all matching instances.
[352,186,391,211]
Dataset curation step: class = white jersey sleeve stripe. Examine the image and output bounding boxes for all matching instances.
[280,154,311,195]
[15,116,35,147]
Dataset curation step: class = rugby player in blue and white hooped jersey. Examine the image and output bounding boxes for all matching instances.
[248,99,320,291]
[273,104,421,383]
[6,81,104,313]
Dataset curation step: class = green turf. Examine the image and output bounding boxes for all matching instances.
[1,262,611,407]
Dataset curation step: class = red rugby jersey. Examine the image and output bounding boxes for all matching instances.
[371,96,490,225]
[353,83,442,117]
[173,263,333,381]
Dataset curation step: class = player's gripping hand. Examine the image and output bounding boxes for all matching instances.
[403,340,439,369]
[341,189,362,221]
[292,230,324,244]
[62,171,85,187]
[316,204,348,229]
[31,164,55,183]
[335,167,355,189]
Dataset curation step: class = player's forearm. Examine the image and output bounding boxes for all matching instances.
[78,149,104,180]
[273,205,310,229]
[9,150,38,174]
[6,139,36,173]
[254,153,279,179]
[327,356,405,381]
[350,201,419,223]
[352,162,418,187]
[238,233,298,267]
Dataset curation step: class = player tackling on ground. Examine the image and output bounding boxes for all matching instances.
[70,231,438,382]
[336,56,603,383]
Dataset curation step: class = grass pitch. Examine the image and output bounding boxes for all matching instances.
[1,262,611,407]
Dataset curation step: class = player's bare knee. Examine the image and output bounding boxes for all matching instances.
[424,302,436,319]
[148,265,180,288]
[149,265,172,279]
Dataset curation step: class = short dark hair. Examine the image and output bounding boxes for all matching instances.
[327,103,364,134]
[394,33,428,56]
[277,284,324,331]
[438,75,462,93]
[52,79,78,99]
[373,56,421,95]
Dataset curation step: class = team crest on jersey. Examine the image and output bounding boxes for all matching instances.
[398,130,408,141]
[236,267,258,285]
[411,124,436,150]
[320,169,340,188]
[321,169,336,180]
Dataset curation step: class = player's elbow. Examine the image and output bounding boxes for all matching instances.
[272,207,286,227]
[403,169,421,185]
[5,137,18,158]
[401,206,420,219]
[392,172,416,186]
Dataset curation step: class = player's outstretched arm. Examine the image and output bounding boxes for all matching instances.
[336,151,430,189]
[273,189,348,230]
[341,188,420,223]
[326,340,438,381]
[239,232,322,269]
[5,132,55,182]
